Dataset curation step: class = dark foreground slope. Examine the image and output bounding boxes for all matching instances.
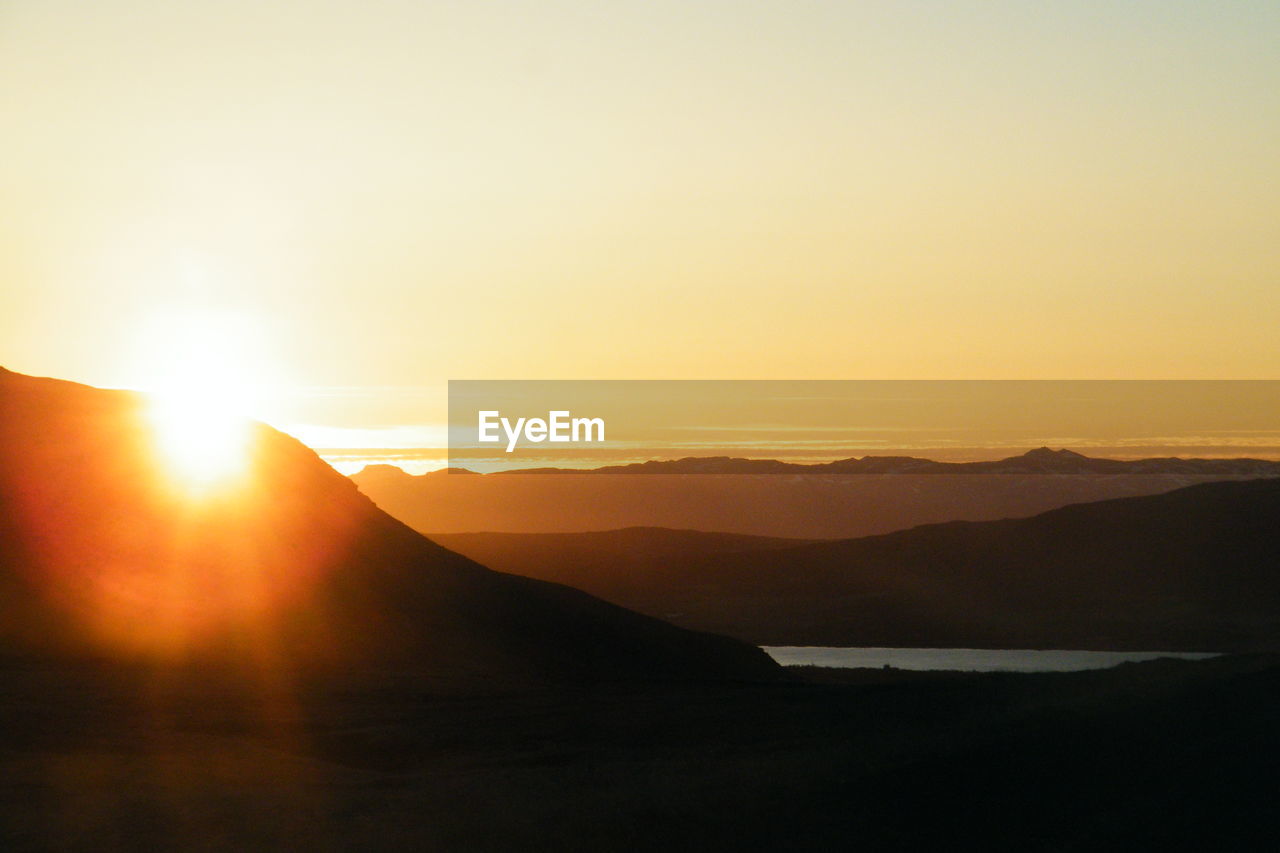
[0,653,1275,851]
[0,368,776,685]
[438,481,1280,651]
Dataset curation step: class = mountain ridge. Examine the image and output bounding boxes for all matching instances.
[434,477,1280,652]
[359,447,1280,478]
[352,452,1278,538]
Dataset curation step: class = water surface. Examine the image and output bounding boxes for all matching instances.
[764,646,1220,672]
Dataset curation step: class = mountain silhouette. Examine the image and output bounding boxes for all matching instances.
[451,448,1280,476]
[435,480,1280,651]
[353,453,1278,538]
[0,368,777,685]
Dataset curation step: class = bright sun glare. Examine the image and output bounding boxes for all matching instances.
[136,308,272,490]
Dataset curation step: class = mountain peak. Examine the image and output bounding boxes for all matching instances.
[1022,447,1088,459]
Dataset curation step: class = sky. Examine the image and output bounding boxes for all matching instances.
[1,1,1277,459]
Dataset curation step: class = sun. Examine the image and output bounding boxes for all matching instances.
[134,308,274,491]
[149,378,253,490]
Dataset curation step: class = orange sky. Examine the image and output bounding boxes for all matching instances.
[2,2,1277,453]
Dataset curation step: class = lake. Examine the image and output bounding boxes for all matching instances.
[763,646,1221,672]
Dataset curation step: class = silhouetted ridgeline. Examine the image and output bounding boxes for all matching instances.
[0,367,778,686]
[475,448,1280,476]
[353,453,1276,538]
[434,479,1280,652]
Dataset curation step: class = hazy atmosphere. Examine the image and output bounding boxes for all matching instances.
[3,1,1278,459]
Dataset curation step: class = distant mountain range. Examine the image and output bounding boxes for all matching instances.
[465,447,1280,476]
[353,450,1279,538]
[435,478,1280,652]
[0,368,777,686]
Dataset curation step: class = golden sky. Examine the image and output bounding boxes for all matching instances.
[2,2,1278,450]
